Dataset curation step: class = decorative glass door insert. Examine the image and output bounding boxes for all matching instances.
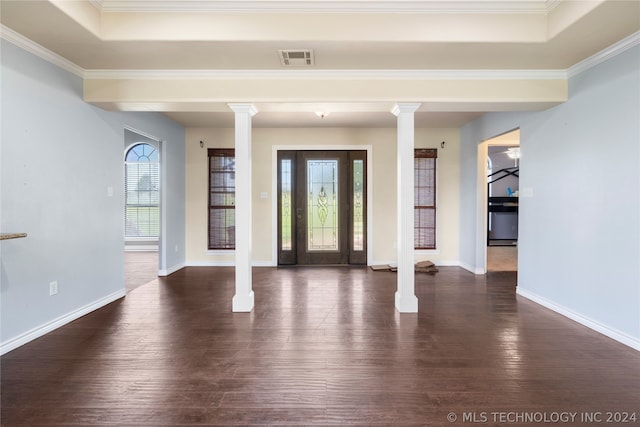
[307,159,339,252]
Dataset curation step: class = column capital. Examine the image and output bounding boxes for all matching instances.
[391,103,422,116]
[228,103,258,116]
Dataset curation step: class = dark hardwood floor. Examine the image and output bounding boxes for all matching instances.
[2,267,639,426]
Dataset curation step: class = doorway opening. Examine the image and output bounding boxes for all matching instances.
[124,128,161,291]
[277,150,367,265]
[482,130,519,272]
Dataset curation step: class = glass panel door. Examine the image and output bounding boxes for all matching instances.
[277,150,366,265]
[296,151,348,265]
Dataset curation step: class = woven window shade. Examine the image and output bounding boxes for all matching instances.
[208,149,235,249]
[415,149,437,249]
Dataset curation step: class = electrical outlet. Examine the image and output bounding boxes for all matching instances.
[49,281,58,296]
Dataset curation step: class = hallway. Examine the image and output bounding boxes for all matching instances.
[2,267,638,425]
[124,251,158,292]
[487,245,518,272]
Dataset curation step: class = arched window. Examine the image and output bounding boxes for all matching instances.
[125,143,160,238]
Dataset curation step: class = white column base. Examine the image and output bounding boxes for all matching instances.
[232,290,255,312]
[395,291,418,313]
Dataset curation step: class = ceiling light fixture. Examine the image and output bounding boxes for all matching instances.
[506,147,520,159]
[315,112,330,119]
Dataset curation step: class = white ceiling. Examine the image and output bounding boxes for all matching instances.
[2,0,638,128]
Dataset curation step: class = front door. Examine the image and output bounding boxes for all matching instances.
[277,150,366,265]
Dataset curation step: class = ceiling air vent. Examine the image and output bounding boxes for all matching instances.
[278,49,314,67]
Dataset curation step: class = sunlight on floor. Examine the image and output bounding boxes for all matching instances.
[487,245,518,271]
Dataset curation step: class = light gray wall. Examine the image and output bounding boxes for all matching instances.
[460,45,640,346]
[0,40,185,352]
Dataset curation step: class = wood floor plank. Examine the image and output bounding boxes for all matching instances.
[2,266,639,426]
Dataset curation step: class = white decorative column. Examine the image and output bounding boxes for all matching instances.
[391,103,421,313]
[229,103,258,312]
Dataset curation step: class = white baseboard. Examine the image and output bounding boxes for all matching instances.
[185,261,275,267]
[517,288,640,351]
[158,262,185,276]
[253,261,277,267]
[459,261,485,275]
[188,259,461,269]
[187,261,234,267]
[0,289,127,356]
[434,260,461,267]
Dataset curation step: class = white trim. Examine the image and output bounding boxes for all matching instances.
[157,261,185,276]
[544,0,561,12]
[100,1,548,14]
[459,261,485,275]
[0,25,85,78]
[415,249,441,255]
[206,250,236,255]
[188,260,235,267]
[517,288,640,351]
[125,236,159,241]
[125,245,159,252]
[434,260,461,267]
[0,289,126,356]
[567,31,640,79]
[370,260,395,266]
[124,125,162,143]
[271,150,278,265]
[186,261,276,267]
[89,0,104,9]
[370,259,461,267]
[84,68,567,81]
[188,261,279,267]
[253,261,276,267]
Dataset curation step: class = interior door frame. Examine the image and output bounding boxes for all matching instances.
[271,145,373,266]
[478,129,520,274]
[124,126,164,275]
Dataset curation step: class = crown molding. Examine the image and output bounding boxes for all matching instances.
[567,31,640,79]
[99,0,548,14]
[545,0,561,13]
[0,25,85,78]
[88,0,104,9]
[84,68,567,81]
